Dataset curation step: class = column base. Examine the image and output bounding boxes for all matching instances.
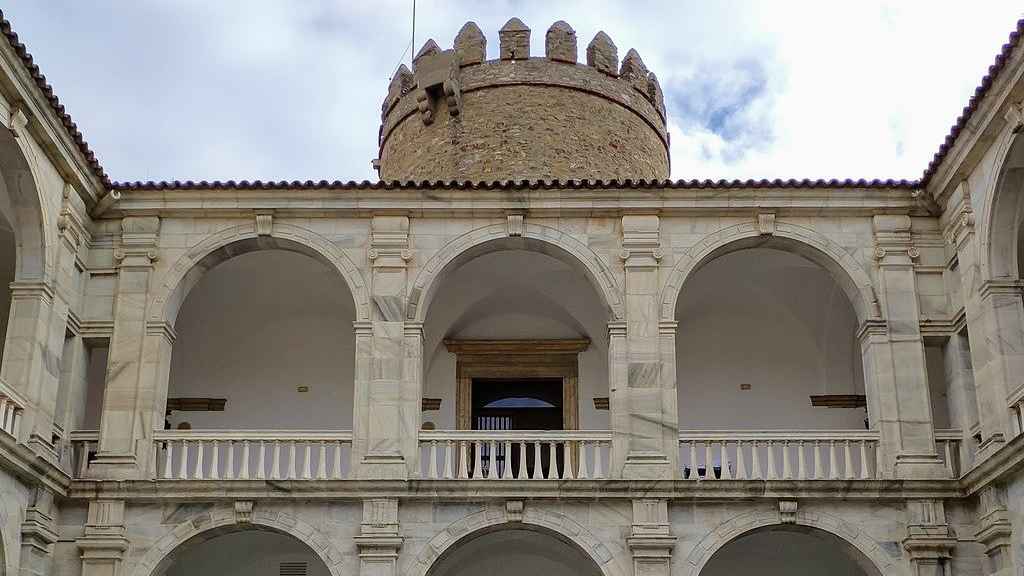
[621,452,675,480]
[357,452,408,480]
[86,453,142,481]
[893,454,949,480]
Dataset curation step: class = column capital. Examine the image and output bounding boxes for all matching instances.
[872,214,918,265]
[607,321,627,338]
[621,214,662,268]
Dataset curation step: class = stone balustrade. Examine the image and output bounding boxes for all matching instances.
[418,430,612,480]
[0,377,25,439]
[678,430,881,481]
[933,428,964,478]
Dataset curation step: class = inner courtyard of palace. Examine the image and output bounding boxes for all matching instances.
[0,9,1021,576]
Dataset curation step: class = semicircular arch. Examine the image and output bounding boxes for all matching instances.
[980,127,1024,280]
[408,223,624,323]
[660,221,877,323]
[684,509,898,576]
[130,509,346,576]
[0,117,53,283]
[409,506,627,576]
[149,222,370,325]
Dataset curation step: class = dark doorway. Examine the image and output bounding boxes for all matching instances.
[471,378,564,478]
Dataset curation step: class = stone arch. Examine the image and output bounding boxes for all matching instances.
[408,222,625,323]
[683,509,899,576]
[0,115,51,283]
[980,126,1024,280]
[660,221,877,323]
[408,505,627,576]
[149,222,370,325]
[131,507,346,576]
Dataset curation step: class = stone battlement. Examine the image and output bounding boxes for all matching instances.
[376,18,670,182]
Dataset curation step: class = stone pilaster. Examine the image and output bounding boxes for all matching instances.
[77,500,129,576]
[615,215,678,479]
[90,216,160,479]
[975,484,1014,575]
[354,498,403,576]
[627,499,676,576]
[353,216,419,478]
[19,487,58,576]
[865,215,945,479]
[902,499,955,576]
[947,179,1020,458]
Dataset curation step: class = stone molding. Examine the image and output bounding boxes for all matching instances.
[977,117,1024,280]
[681,509,900,576]
[408,503,626,576]
[148,221,371,323]
[129,506,345,576]
[407,221,624,321]
[659,220,877,323]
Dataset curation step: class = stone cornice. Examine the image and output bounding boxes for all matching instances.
[0,433,70,496]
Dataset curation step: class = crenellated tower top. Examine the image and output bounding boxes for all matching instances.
[376,18,669,182]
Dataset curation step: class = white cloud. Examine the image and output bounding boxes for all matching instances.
[3,0,1022,181]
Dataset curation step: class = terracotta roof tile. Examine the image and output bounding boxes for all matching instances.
[921,17,1024,186]
[0,9,109,186]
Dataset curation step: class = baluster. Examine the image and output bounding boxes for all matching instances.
[593,441,604,479]
[332,441,343,479]
[813,441,824,480]
[473,440,483,479]
[736,440,748,480]
[797,441,806,480]
[178,440,189,479]
[548,441,559,479]
[208,440,219,480]
[704,442,715,480]
[563,441,575,480]
[191,439,203,480]
[240,440,251,480]
[443,440,454,479]
[10,409,19,437]
[488,440,497,479]
[503,441,513,479]
[78,441,91,478]
[781,440,792,480]
[151,443,159,478]
[688,441,698,480]
[532,441,542,480]
[302,443,312,479]
[162,440,173,479]
[225,440,235,480]
[843,440,854,480]
[944,441,955,478]
[577,440,589,479]
[288,441,298,480]
[317,441,327,480]
[516,441,528,480]
[828,440,839,480]
[0,399,7,432]
[458,441,469,479]
[766,440,778,480]
[860,440,871,480]
[270,441,280,480]
[256,440,266,480]
[428,441,439,479]
[719,441,732,480]
[751,441,762,480]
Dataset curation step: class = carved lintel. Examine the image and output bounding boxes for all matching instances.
[254,211,273,237]
[779,500,798,524]
[234,500,254,524]
[757,212,776,236]
[507,214,524,237]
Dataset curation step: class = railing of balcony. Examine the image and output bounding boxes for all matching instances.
[934,428,963,478]
[418,430,612,480]
[0,377,26,439]
[678,430,880,480]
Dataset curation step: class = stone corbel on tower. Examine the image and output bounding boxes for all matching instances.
[412,40,462,125]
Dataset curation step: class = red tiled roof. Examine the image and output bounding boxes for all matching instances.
[110,178,917,191]
[0,10,109,186]
[921,17,1024,186]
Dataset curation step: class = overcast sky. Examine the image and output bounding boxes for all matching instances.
[3,1,1023,183]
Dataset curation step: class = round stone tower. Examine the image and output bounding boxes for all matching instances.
[376,18,669,182]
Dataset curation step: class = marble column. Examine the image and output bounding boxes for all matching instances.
[90,216,160,480]
[19,487,58,576]
[866,215,944,479]
[627,499,676,576]
[352,216,420,479]
[76,500,129,576]
[354,498,403,576]
[947,183,1020,458]
[614,215,678,479]
[942,331,980,469]
[902,499,956,576]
